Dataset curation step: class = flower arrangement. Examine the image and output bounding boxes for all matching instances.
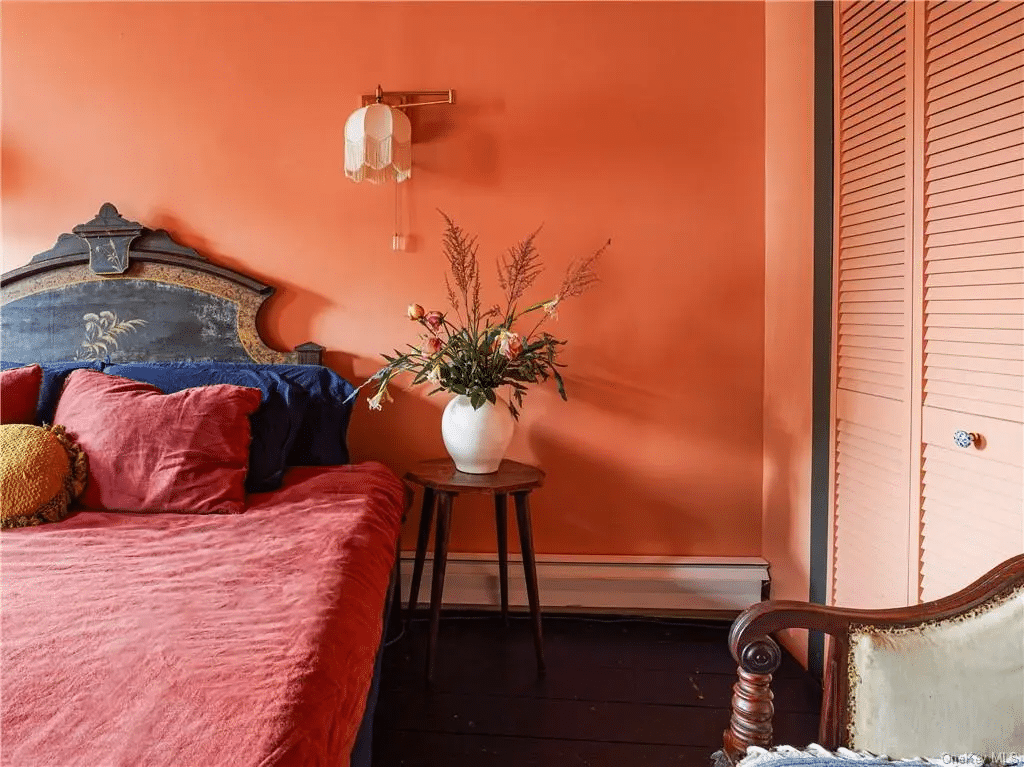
[357,213,607,419]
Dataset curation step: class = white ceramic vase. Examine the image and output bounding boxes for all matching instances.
[441,394,515,474]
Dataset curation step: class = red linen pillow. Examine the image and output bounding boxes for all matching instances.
[53,369,263,514]
[1,364,43,424]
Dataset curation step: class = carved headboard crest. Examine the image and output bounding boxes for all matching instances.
[72,203,144,275]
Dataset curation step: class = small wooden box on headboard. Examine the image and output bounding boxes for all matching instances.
[1,204,324,366]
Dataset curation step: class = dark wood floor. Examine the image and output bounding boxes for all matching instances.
[373,612,821,767]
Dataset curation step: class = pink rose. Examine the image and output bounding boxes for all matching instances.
[423,311,444,331]
[497,330,523,359]
[426,336,443,354]
[407,304,425,321]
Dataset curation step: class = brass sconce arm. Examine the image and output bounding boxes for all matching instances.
[361,85,456,109]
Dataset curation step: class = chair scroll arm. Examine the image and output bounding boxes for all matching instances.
[720,600,863,765]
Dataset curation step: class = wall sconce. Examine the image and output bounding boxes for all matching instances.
[344,85,456,184]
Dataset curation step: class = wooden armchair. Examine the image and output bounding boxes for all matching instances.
[719,554,1024,764]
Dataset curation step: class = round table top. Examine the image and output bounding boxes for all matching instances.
[404,458,544,494]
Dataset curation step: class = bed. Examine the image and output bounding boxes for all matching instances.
[0,204,406,767]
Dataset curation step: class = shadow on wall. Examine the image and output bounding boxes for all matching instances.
[347,381,447,471]
[353,395,728,558]
[336,355,762,558]
[147,210,224,262]
[148,208,336,355]
[526,354,763,557]
[334,279,762,558]
[1,141,26,203]
[406,96,503,189]
[525,426,717,557]
[762,404,813,587]
[557,370,670,424]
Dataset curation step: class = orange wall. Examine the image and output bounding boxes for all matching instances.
[763,0,815,665]
[2,1,766,558]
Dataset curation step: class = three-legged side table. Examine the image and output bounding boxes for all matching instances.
[404,458,546,682]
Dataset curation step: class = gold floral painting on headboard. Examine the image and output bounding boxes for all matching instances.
[78,311,147,361]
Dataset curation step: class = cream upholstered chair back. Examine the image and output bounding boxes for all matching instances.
[847,586,1024,758]
[720,554,1024,764]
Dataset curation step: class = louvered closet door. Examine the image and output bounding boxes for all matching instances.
[832,0,915,608]
[919,0,1024,601]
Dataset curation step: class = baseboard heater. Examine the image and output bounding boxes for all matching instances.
[399,553,770,617]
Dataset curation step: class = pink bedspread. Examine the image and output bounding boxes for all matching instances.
[1,462,405,767]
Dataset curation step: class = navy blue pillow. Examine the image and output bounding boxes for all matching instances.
[0,360,104,425]
[103,362,310,493]
[272,365,355,467]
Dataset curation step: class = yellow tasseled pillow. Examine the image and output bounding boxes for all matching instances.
[0,424,88,529]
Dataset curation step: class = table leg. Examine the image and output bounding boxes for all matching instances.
[494,493,509,625]
[513,491,546,674]
[426,491,453,683]
[407,487,435,615]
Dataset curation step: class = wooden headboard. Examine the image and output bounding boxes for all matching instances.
[1,204,323,365]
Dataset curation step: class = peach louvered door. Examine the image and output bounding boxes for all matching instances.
[831,0,915,608]
[918,0,1024,601]
[831,0,1024,609]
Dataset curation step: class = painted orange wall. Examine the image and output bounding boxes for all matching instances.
[2,1,766,558]
[763,0,815,665]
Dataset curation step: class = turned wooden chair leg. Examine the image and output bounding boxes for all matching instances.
[722,667,775,761]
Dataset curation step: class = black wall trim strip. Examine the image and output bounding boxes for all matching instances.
[809,0,834,681]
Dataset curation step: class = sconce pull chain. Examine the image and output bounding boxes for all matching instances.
[392,180,404,251]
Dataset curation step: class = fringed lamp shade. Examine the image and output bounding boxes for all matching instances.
[344,103,412,184]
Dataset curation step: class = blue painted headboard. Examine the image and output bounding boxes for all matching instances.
[1,204,323,365]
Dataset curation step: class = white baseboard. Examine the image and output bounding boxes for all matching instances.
[399,552,769,616]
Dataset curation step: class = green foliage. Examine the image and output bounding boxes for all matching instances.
[356,214,605,419]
